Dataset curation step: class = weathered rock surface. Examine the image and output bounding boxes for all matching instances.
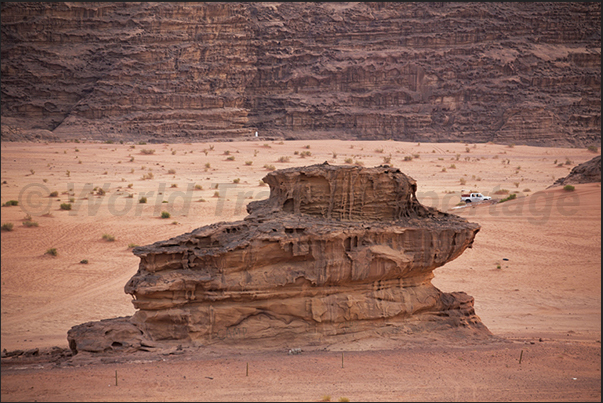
[549,155,601,188]
[68,163,491,354]
[1,2,600,146]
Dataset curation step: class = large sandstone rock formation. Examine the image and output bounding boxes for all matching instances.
[68,164,491,354]
[1,2,600,146]
[549,155,601,188]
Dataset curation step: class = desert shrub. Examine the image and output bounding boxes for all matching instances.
[233,178,240,184]
[459,178,466,186]
[139,196,147,203]
[344,158,353,164]
[213,191,220,197]
[45,248,58,256]
[96,188,106,196]
[140,148,155,155]
[498,193,517,203]
[128,243,139,249]
[332,152,337,158]
[403,156,413,161]
[493,189,509,195]
[245,161,253,166]
[277,156,290,162]
[321,395,331,402]
[449,164,456,169]
[23,221,39,227]
[300,151,312,158]
[382,155,392,164]
[2,222,14,231]
[60,203,72,210]
[161,211,171,219]
[523,188,531,192]
[264,164,276,171]
[80,259,89,264]
[102,233,115,242]
[194,184,203,190]
[375,148,384,153]
[338,398,350,402]
[304,145,310,149]
[587,145,598,153]
[3,200,19,206]
[563,184,575,191]
[168,169,176,174]
[141,172,154,180]
[127,183,133,188]
[226,155,235,161]
[354,160,364,166]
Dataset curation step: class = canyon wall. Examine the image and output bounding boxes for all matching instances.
[1,2,600,146]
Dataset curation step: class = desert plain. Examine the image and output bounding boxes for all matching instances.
[1,139,600,401]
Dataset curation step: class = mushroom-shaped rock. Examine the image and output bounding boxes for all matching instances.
[68,163,491,353]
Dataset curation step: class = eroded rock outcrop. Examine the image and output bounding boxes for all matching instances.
[68,163,491,354]
[549,155,601,188]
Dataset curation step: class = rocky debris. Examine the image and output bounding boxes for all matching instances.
[1,2,600,146]
[549,155,601,188]
[67,163,492,355]
[1,346,72,367]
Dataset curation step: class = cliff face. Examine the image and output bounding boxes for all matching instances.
[2,2,600,146]
[67,164,489,354]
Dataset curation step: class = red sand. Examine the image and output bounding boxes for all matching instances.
[1,140,600,401]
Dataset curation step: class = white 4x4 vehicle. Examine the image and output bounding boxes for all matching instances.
[461,192,491,203]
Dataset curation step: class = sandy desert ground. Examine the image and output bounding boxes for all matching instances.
[1,139,600,401]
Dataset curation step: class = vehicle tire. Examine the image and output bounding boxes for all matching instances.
[465,200,471,203]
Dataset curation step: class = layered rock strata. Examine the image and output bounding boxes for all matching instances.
[68,163,490,354]
[1,2,600,146]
